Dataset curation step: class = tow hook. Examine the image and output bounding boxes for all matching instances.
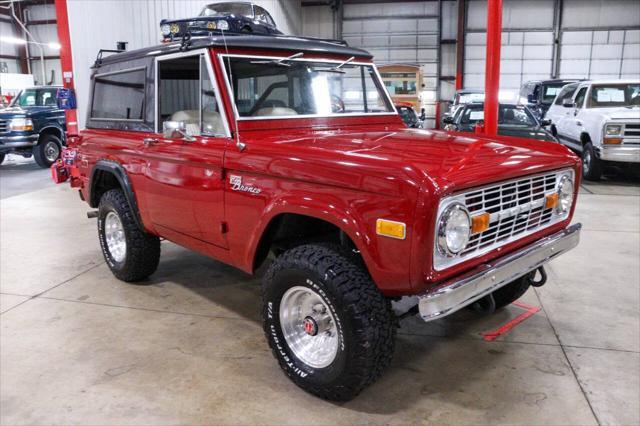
[528,266,547,287]
[87,210,98,219]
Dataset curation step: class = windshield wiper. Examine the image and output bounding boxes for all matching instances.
[319,56,356,74]
[251,52,304,67]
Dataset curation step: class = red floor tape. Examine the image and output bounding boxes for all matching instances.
[481,301,541,342]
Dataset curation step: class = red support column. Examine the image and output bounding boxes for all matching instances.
[54,0,78,137]
[455,0,466,91]
[483,0,502,136]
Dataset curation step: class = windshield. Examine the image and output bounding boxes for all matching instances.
[455,92,484,105]
[201,3,252,17]
[10,88,58,107]
[541,83,567,104]
[224,57,394,118]
[588,84,640,108]
[460,105,537,127]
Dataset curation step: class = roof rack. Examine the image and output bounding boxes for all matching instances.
[94,49,127,67]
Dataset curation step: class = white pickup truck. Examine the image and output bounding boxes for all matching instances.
[546,80,640,180]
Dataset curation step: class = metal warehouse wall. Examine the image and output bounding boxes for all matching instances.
[0,20,21,73]
[25,4,61,85]
[464,0,640,97]
[341,1,444,128]
[67,0,303,129]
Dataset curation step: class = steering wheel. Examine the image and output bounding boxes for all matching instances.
[331,94,345,113]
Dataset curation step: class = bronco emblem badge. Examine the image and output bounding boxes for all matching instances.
[229,175,262,194]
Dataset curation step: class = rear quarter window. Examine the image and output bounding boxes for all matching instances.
[91,68,146,121]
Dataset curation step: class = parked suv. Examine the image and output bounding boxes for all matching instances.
[0,85,66,167]
[519,79,580,119]
[546,80,640,180]
[54,35,582,401]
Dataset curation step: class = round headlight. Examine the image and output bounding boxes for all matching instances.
[437,203,471,255]
[161,24,171,36]
[217,20,230,31]
[556,175,574,214]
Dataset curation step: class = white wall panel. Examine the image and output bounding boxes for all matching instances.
[467,0,555,31]
[0,20,21,73]
[67,0,302,128]
[562,0,640,29]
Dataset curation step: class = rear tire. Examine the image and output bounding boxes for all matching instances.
[98,189,161,282]
[34,134,62,168]
[491,275,531,309]
[582,142,602,181]
[262,244,396,401]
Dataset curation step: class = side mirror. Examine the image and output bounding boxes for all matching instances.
[562,99,575,108]
[419,108,426,120]
[527,94,537,104]
[163,121,195,141]
[540,118,552,127]
[443,116,454,124]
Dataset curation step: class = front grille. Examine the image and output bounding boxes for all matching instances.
[623,123,640,145]
[462,173,557,255]
[434,169,573,271]
[0,119,8,133]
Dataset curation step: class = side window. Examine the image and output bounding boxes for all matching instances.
[157,54,225,137]
[200,56,224,136]
[91,68,146,120]
[555,84,578,106]
[574,87,588,109]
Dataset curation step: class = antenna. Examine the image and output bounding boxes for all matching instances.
[220,29,245,152]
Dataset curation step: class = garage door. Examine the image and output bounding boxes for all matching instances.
[464,31,555,101]
[341,1,441,127]
[559,29,640,80]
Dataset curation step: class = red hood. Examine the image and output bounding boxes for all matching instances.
[240,127,580,198]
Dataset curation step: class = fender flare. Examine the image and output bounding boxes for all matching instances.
[89,160,143,230]
[38,124,66,143]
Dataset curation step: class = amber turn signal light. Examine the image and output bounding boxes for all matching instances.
[376,219,406,240]
[471,213,490,234]
[545,193,559,210]
[603,137,623,145]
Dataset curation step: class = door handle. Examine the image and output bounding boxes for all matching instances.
[576,121,582,126]
[143,137,159,147]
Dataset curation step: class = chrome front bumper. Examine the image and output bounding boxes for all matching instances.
[418,224,581,322]
[0,134,39,149]
[597,145,640,163]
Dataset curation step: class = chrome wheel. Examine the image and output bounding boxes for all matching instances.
[44,141,60,163]
[582,149,591,174]
[279,286,339,369]
[105,211,126,263]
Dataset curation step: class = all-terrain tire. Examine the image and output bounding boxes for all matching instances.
[33,134,62,168]
[491,275,531,309]
[262,244,396,401]
[98,189,160,282]
[582,141,603,181]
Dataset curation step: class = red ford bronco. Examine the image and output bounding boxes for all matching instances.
[54,34,582,401]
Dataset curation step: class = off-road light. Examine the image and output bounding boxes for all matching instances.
[161,24,171,36]
[437,203,471,255]
[216,20,229,30]
[556,175,574,215]
[9,118,33,131]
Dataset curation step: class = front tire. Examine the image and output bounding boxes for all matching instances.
[262,245,396,401]
[34,134,62,168]
[582,142,602,181]
[98,189,160,282]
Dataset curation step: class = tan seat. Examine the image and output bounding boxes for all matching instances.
[253,107,298,117]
